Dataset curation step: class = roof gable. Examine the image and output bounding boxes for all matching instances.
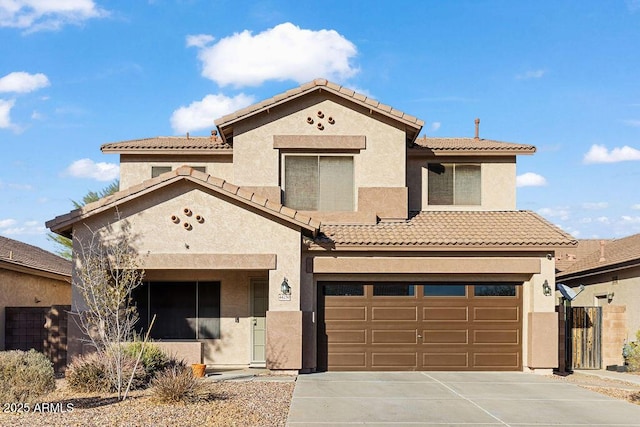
[47,166,320,238]
[214,78,424,143]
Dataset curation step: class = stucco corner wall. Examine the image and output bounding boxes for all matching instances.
[266,310,302,370]
[527,312,558,369]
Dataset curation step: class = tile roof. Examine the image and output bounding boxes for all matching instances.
[101,135,231,154]
[47,166,320,237]
[555,239,610,272]
[0,236,71,277]
[557,233,640,278]
[410,137,536,154]
[215,78,425,130]
[317,211,576,248]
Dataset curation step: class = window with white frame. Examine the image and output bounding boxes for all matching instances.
[284,155,354,211]
[428,163,481,205]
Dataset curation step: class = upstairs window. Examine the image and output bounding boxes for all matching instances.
[284,155,354,211]
[151,165,206,178]
[428,163,481,205]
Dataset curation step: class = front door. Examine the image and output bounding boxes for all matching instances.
[251,280,268,366]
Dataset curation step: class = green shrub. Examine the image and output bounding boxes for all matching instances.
[123,341,169,379]
[623,330,640,372]
[0,350,55,403]
[66,350,147,393]
[151,364,211,404]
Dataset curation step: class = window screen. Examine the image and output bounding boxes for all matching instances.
[151,166,172,178]
[428,163,480,205]
[285,156,353,211]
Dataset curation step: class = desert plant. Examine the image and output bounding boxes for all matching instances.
[0,350,55,403]
[151,364,211,404]
[123,341,169,379]
[66,351,147,393]
[623,329,640,372]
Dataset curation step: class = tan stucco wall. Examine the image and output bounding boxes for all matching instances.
[118,154,234,189]
[0,268,71,350]
[69,181,303,367]
[560,265,640,342]
[407,156,517,211]
[232,94,407,205]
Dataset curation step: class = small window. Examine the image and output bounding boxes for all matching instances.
[474,284,517,297]
[428,163,481,205]
[323,283,364,296]
[152,166,172,178]
[424,284,466,297]
[373,284,415,296]
[191,166,206,173]
[284,155,354,211]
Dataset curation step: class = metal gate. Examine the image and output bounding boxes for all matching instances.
[566,306,602,370]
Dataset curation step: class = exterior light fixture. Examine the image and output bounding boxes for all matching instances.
[281,278,291,295]
[607,291,615,302]
[542,280,552,296]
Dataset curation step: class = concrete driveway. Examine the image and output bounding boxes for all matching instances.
[287,372,640,426]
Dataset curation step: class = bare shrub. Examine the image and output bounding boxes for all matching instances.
[67,351,147,393]
[151,365,212,404]
[0,350,55,403]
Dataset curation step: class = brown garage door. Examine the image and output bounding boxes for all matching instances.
[318,282,522,371]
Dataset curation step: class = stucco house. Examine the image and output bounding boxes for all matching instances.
[0,236,71,371]
[557,234,640,367]
[47,79,576,373]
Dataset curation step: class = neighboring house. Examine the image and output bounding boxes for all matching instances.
[0,236,71,370]
[557,234,640,367]
[47,79,576,373]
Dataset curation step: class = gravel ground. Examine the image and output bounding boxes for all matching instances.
[0,377,295,427]
[549,371,640,405]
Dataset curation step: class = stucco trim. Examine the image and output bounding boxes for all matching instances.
[311,256,541,274]
[140,253,277,270]
[273,135,366,150]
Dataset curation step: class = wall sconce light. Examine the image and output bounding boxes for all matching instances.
[281,277,291,295]
[607,291,615,302]
[542,280,552,296]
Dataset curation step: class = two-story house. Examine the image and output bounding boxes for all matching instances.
[47,79,576,373]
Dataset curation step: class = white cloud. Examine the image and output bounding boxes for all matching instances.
[0,72,49,93]
[191,22,359,87]
[583,144,640,164]
[0,0,108,32]
[0,98,15,129]
[538,206,570,221]
[516,69,546,80]
[581,202,608,210]
[430,122,441,132]
[622,119,640,127]
[621,215,640,224]
[186,34,214,48]
[516,172,547,187]
[2,222,46,236]
[170,93,255,134]
[0,218,17,228]
[596,216,610,224]
[632,204,640,210]
[64,158,119,181]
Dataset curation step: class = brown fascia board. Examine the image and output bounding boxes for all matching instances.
[557,259,640,281]
[307,243,577,252]
[0,259,71,281]
[407,148,536,157]
[215,84,424,137]
[101,147,233,155]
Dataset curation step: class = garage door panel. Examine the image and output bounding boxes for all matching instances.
[325,306,366,321]
[328,330,367,344]
[372,329,417,344]
[423,307,468,321]
[473,352,520,369]
[473,306,519,322]
[372,352,417,368]
[473,330,519,344]
[424,329,468,344]
[372,306,417,321]
[423,352,469,369]
[329,352,366,369]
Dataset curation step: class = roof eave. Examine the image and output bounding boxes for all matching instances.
[0,259,71,281]
[307,243,576,252]
[408,148,536,157]
[101,148,233,155]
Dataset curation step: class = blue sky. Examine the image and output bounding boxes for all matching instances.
[2,0,640,254]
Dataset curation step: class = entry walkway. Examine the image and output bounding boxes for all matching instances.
[287,371,640,426]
